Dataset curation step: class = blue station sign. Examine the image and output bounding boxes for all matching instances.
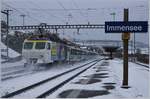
[105,21,148,33]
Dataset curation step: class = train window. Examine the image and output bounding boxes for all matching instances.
[47,43,51,50]
[24,42,33,49]
[35,42,45,49]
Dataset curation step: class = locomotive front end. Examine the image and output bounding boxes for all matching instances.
[22,40,52,64]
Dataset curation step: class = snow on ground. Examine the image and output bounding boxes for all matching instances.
[1,59,25,69]
[14,62,96,98]
[0,57,149,98]
[49,58,149,98]
[109,59,149,98]
[48,60,111,98]
[0,57,99,96]
[135,61,149,67]
[0,42,20,58]
[1,58,26,80]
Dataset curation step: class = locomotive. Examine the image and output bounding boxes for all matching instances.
[22,34,97,64]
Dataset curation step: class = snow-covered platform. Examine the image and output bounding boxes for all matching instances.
[49,58,149,98]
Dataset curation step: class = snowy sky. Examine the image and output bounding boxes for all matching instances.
[1,0,149,44]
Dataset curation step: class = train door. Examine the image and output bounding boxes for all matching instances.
[59,44,65,61]
[61,45,66,61]
[64,45,68,60]
[51,42,57,61]
[66,47,71,62]
[58,43,62,61]
[45,42,52,63]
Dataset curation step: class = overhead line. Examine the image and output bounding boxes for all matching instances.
[56,0,78,24]
[2,2,41,23]
[11,8,97,11]
[27,0,66,23]
[56,0,68,12]
[71,0,89,23]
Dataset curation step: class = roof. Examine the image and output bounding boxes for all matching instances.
[26,33,79,47]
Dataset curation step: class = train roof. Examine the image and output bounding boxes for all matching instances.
[24,39,52,43]
[27,34,62,42]
[25,33,80,47]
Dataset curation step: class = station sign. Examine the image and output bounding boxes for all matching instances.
[105,21,148,33]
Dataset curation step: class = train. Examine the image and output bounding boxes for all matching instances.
[22,35,98,64]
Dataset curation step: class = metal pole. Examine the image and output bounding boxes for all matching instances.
[113,13,115,21]
[134,32,136,62]
[20,14,26,26]
[131,40,134,61]
[6,11,9,59]
[4,10,12,60]
[23,16,25,26]
[123,38,129,86]
[110,12,116,21]
[122,8,130,88]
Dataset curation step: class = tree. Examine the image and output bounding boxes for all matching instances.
[1,20,7,29]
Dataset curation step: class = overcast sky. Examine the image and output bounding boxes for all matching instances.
[1,0,149,44]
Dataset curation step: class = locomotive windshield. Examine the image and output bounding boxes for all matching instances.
[35,42,46,49]
[24,42,33,49]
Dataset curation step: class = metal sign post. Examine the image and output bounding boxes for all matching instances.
[105,8,148,88]
[122,8,130,88]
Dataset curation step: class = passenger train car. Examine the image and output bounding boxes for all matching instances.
[22,37,97,64]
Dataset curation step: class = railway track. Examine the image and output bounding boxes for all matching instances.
[134,62,149,68]
[1,65,26,80]
[133,62,149,71]
[129,60,149,70]
[1,58,104,98]
[2,70,26,81]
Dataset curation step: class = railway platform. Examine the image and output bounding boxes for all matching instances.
[49,58,149,98]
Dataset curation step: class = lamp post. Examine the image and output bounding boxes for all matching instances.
[66,13,72,25]
[110,12,116,21]
[20,14,26,26]
[1,10,12,60]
